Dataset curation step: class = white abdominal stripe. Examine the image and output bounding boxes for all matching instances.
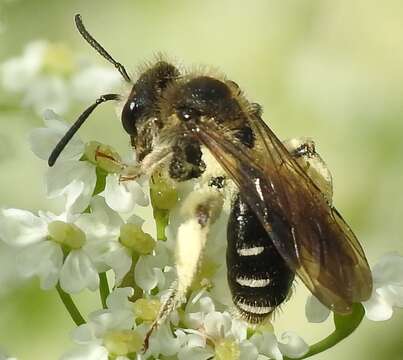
[236,276,271,288]
[237,246,265,256]
[236,300,274,315]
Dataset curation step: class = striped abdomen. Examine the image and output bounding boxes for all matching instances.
[226,193,295,323]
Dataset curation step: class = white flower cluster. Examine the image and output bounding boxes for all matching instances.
[0,40,122,115]
[305,252,403,324]
[61,287,310,360]
[0,111,403,360]
[0,113,308,359]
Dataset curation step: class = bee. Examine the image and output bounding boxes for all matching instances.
[50,14,373,345]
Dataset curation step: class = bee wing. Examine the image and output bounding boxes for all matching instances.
[184,115,372,313]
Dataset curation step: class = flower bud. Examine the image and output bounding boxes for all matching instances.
[150,172,178,210]
[119,223,155,255]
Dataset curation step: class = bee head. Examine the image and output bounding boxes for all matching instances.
[121,61,179,139]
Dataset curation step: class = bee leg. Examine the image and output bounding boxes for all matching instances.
[120,145,174,183]
[283,137,333,204]
[143,188,223,350]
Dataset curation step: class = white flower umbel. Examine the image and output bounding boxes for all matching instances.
[75,196,153,284]
[29,110,148,214]
[179,290,307,360]
[0,207,99,293]
[305,252,403,323]
[62,287,142,360]
[0,40,122,115]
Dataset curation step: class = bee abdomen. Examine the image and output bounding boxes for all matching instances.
[227,194,295,323]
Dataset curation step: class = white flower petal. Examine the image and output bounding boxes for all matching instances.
[0,208,48,246]
[60,344,108,360]
[239,340,259,360]
[251,332,283,360]
[305,295,331,323]
[134,255,160,293]
[1,41,46,92]
[22,75,71,115]
[71,323,99,344]
[106,287,134,311]
[187,333,207,348]
[363,288,394,321]
[46,160,96,213]
[148,323,181,357]
[83,239,117,273]
[104,246,132,284]
[204,311,232,339]
[178,346,214,360]
[231,318,248,341]
[372,252,403,286]
[76,196,122,240]
[126,213,145,227]
[43,109,71,131]
[71,66,122,102]
[90,309,134,335]
[59,250,99,293]
[29,116,84,162]
[104,174,148,213]
[278,331,309,359]
[16,240,63,289]
[387,285,403,307]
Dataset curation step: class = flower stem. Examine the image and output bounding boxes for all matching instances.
[153,208,169,241]
[284,303,365,360]
[119,254,143,301]
[56,283,85,326]
[99,272,110,309]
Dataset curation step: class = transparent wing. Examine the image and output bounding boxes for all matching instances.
[184,115,372,313]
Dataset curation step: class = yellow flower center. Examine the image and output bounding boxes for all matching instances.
[103,329,142,356]
[47,221,85,249]
[215,339,240,360]
[42,43,76,76]
[133,298,161,322]
[119,223,155,255]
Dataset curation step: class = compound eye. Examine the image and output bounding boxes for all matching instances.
[121,99,144,135]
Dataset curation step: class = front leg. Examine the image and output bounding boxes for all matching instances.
[143,187,224,349]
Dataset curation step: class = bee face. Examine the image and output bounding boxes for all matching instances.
[121,61,180,160]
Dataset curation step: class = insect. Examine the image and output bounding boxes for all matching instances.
[50,14,373,346]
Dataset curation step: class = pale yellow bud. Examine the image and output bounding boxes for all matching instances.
[215,339,240,360]
[48,221,85,249]
[133,298,161,322]
[103,329,142,356]
[119,223,155,255]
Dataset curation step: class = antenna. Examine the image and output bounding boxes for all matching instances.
[48,93,120,166]
[75,14,132,83]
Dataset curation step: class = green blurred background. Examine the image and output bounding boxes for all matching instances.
[0,0,402,359]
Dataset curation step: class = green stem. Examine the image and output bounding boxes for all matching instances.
[119,254,143,301]
[56,283,85,326]
[99,272,110,309]
[284,303,365,360]
[153,209,169,241]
